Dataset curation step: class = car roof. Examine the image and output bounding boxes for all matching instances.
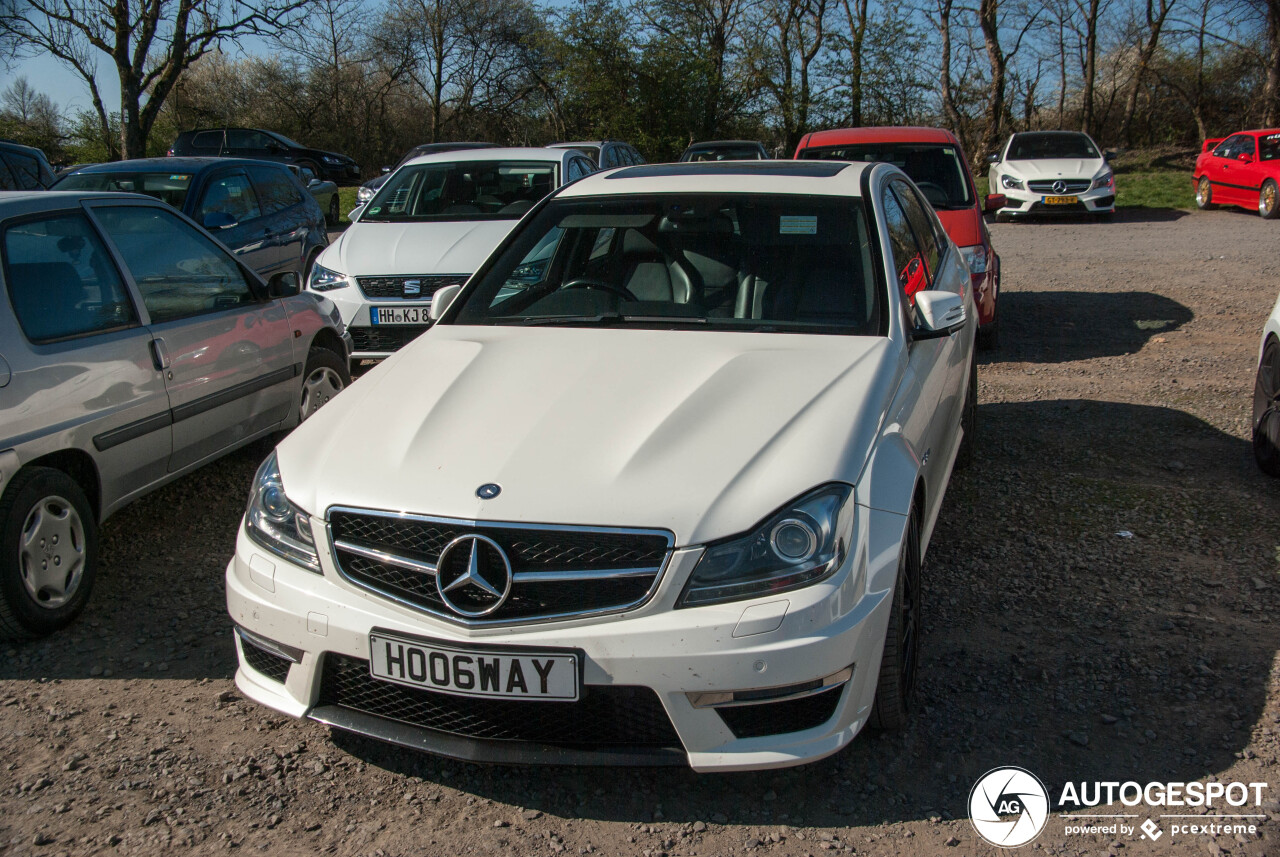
[401,147,573,167]
[685,140,766,148]
[1237,129,1280,137]
[801,126,959,147]
[557,160,869,199]
[549,141,607,148]
[0,190,161,219]
[64,157,279,174]
[0,139,51,159]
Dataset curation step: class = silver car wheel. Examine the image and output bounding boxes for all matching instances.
[300,366,345,421]
[18,495,86,610]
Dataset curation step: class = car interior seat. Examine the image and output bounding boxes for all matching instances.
[617,229,691,303]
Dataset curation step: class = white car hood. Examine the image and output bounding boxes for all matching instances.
[322,219,519,276]
[1004,158,1106,180]
[279,326,899,545]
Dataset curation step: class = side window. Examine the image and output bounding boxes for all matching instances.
[191,131,223,151]
[93,206,257,324]
[881,186,929,319]
[1238,135,1257,158]
[197,172,262,224]
[1214,135,1242,158]
[3,212,138,342]
[628,147,645,165]
[891,180,941,279]
[0,161,16,191]
[566,158,589,182]
[248,166,304,215]
[3,152,44,190]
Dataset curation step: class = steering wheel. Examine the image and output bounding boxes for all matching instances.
[914,181,948,207]
[561,278,639,302]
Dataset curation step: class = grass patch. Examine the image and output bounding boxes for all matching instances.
[338,186,360,224]
[1116,171,1193,210]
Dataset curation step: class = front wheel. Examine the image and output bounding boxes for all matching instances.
[1196,176,1215,210]
[0,467,98,641]
[299,347,351,423]
[1260,180,1279,219]
[869,507,922,731]
[1253,338,1280,476]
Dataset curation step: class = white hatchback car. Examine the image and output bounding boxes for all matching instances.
[309,147,598,361]
[987,130,1116,219]
[226,160,977,771]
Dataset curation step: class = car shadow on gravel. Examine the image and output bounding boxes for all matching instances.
[992,290,1193,363]
[0,441,271,683]
[326,399,1279,830]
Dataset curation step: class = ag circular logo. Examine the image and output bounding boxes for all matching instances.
[969,767,1050,848]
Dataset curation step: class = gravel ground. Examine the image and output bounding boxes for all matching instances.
[3,207,1280,857]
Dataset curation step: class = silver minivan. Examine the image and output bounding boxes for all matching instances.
[0,191,352,640]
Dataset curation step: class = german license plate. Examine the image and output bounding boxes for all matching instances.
[368,631,581,701]
[1044,195,1078,205]
[371,306,430,325]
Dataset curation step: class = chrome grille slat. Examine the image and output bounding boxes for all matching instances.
[326,507,674,626]
[1027,179,1092,193]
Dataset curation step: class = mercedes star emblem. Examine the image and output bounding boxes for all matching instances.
[1052,180,1067,194]
[435,534,512,617]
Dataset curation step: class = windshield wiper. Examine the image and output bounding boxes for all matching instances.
[504,313,710,327]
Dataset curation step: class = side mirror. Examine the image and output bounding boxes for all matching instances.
[1239,152,1254,163]
[1103,150,1116,162]
[986,153,1001,165]
[380,166,392,174]
[429,284,463,320]
[308,178,322,188]
[202,211,237,230]
[983,193,1007,213]
[267,271,301,298]
[913,291,966,339]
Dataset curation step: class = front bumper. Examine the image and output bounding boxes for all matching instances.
[998,184,1115,215]
[322,286,433,361]
[225,505,903,772]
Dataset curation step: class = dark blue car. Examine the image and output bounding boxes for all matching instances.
[52,158,328,280]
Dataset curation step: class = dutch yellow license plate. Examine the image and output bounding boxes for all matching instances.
[1044,195,1079,205]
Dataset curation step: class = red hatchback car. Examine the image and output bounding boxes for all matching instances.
[1194,129,1280,218]
[794,126,1005,348]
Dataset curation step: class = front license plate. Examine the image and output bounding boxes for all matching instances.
[1044,195,1079,205]
[371,306,430,325]
[368,631,581,701]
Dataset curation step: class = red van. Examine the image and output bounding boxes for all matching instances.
[794,127,1004,348]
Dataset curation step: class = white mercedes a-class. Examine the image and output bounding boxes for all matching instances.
[226,160,977,771]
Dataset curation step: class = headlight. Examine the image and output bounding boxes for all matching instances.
[321,155,342,165]
[245,452,320,572]
[678,484,854,608]
[1001,174,1024,190]
[357,185,374,205]
[309,262,348,292]
[1091,171,1114,190]
[959,244,988,275]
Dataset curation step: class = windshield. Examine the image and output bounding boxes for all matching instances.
[684,145,765,162]
[449,194,882,336]
[1261,134,1280,161]
[53,171,194,208]
[799,143,973,210]
[1007,132,1099,160]
[361,160,558,222]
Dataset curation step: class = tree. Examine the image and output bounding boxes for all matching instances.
[0,77,62,154]
[1117,0,1177,144]
[0,0,314,159]
[753,0,830,150]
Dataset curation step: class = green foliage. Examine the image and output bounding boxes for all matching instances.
[1115,172,1195,210]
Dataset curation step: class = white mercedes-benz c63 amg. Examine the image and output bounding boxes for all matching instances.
[226,160,977,771]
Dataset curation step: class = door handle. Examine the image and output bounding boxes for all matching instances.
[150,338,171,371]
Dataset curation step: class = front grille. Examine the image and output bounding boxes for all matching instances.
[328,510,672,625]
[715,685,844,739]
[356,274,467,300]
[350,325,430,353]
[242,642,292,684]
[318,654,682,747]
[1027,179,1091,193]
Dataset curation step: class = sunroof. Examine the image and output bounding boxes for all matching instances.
[605,162,850,180]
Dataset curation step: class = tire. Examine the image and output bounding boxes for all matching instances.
[0,467,98,641]
[1253,338,1280,477]
[956,358,977,470]
[977,317,999,351]
[1260,179,1280,219]
[326,195,340,227]
[299,347,350,423]
[1195,176,1216,210]
[869,506,922,731]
